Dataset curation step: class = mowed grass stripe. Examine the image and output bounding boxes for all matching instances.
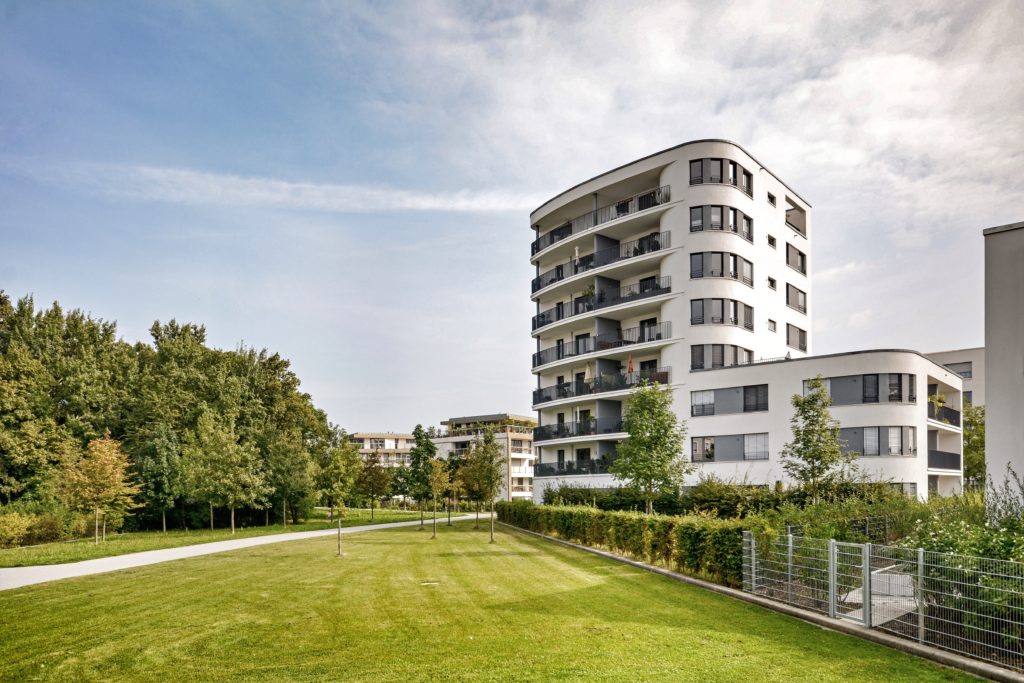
[0,523,976,682]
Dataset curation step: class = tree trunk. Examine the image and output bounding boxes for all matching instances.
[283,499,288,528]
[336,517,342,557]
[419,502,424,529]
[162,508,167,533]
[370,497,375,521]
[102,513,107,542]
[265,508,269,527]
[94,508,99,544]
[475,502,480,530]
[432,495,437,539]
[489,499,495,543]
[329,505,334,522]
[231,506,236,534]
[447,497,452,526]
[210,502,214,531]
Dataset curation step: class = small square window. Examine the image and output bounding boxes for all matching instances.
[768,319,776,332]
[768,277,777,290]
[767,193,776,206]
[767,235,777,248]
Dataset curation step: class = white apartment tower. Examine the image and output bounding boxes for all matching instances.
[529,140,963,499]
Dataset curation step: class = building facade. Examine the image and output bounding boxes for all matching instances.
[984,221,1024,485]
[432,413,536,501]
[350,433,415,468]
[927,348,985,407]
[529,140,963,501]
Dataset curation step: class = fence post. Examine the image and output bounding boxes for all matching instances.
[862,543,872,628]
[750,533,758,592]
[787,533,794,605]
[828,539,836,618]
[917,547,925,644]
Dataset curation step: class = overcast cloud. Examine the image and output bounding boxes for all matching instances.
[1,1,1021,430]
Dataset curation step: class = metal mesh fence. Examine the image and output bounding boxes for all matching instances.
[742,531,1024,674]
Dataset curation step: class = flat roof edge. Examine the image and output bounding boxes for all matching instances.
[983,220,1024,236]
[530,138,812,220]
[695,348,962,374]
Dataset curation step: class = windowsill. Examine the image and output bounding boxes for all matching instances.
[786,304,807,315]
[786,264,808,277]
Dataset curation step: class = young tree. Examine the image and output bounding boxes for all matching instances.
[390,464,412,510]
[463,429,504,542]
[963,404,986,487]
[609,380,690,514]
[265,429,313,528]
[408,425,436,529]
[428,457,448,539]
[780,375,852,504]
[446,459,465,526]
[356,451,392,521]
[128,422,182,532]
[60,434,140,543]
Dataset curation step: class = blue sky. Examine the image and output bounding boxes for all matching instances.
[2,1,1022,430]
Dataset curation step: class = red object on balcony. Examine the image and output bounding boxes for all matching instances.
[626,353,633,374]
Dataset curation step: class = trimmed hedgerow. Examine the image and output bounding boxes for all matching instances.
[496,501,745,587]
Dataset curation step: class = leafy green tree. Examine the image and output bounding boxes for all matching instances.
[128,422,182,532]
[463,429,504,542]
[780,375,853,504]
[428,457,448,539]
[408,424,436,529]
[315,431,362,521]
[446,457,465,526]
[609,380,690,514]
[963,404,986,487]
[356,451,392,521]
[60,434,140,543]
[265,429,312,527]
[390,465,413,509]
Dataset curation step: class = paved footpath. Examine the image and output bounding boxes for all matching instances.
[0,516,481,591]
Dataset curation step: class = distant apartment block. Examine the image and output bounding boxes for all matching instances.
[350,432,415,468]
[984,221,1024,485]
[927,348,985,407]
[432,413,537,501]
[528,140,963,500]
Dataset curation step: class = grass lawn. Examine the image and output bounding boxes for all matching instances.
[0,522,977,682]
[0,507,432,568]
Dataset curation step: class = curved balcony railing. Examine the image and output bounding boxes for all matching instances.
[532,321,671,368]
[533,417,624,442]
[690,268,754,287]
[531,186,671,256]
[534,457,615,477]
[532,277,672,331]
[531,232,670,293]
[533,367,670,405]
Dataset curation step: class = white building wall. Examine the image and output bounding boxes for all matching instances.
[984,222,1024,485]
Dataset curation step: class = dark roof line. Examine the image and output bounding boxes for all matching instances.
[694,348,961,375]
[531,138,812,219]
[983,220,1024,236]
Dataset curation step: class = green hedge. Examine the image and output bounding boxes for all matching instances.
[496,500,745,587]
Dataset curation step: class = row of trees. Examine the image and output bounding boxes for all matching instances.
[0,291,347,540]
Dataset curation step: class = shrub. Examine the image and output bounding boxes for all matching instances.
[0,512,34,548]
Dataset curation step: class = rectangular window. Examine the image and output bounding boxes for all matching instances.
[691,390,715,416]
[739,347,753,365]
[710,205,722,229]
[712,344,724,368]
[787,284,807,313]
[787,243,807,274]
[964,391,973,404]
[690,253,703,278]
[744,433,769,460]
[690,299,704,324]
[863,374,879,403]
[742,171,752,195]
[768,193,776,206]
[728,300,738,325]
[768,235,777,248]
[787,324,807,351]
[768,277,777,290]
[692,436,715,462]
[908,375,917,403]
[945,362,973,378]
[710,299,724,324]
[741,258,753,285]
[728,253,738,279]
[743,304,753,330]
[907,427,916,454]
[709,159,722,183]
[709,252,723,276]
[728,161,737,185]
[742,216,753,241]
[744,385,769,412]
[690,206,703,231]
[691,345,704,370]
[888,374,903,402]
[888,427,902,455]
[689,160,703,184]
[369,438,385,449]
[728,208,737,231]
[864,427,880,456]
[768,319,776,332]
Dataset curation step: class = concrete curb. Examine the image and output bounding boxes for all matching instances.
[499,523,1024,683]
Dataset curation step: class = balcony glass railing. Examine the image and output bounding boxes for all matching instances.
[531,186,671,256]
[531,232,671,293]
[532,277,671,330]
[927,449,961,470]
[533,417,624,442]
[533,367,670,405]
[532,321,670,368]
[534,458,615,477]
[927,404,962,427]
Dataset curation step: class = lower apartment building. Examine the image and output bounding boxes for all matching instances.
[432,413,537,501]
[351,433,415,468]
[527,140,963,501]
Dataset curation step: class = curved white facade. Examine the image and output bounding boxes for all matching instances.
[529,141,962,500]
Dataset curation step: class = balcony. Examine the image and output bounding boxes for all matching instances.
[534,457,615,477]
[510,484,534,493]
[532,277,672,331]
[689,221,753,243]
[533,321,671,368]
[690,268,754,287]
[534,417,624,442]
[531,232,670,294]
[533,367,670,405]
[531,186,671,257]
[928,449,962,471]
[690,315,754,331]
[927,403,962,427]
